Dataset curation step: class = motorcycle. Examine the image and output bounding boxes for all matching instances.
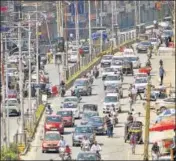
[59,147,71,161]
[61,87,66,97]
[145,60,151,67]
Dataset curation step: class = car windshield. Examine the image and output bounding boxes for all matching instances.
[5,99,18,104]
[64,98,77,102]
[112,60,122,65]
[74,80,86,86]
[104,96,117,103]
[113,57,124,61]
[63,102,77,108]
[102,56,112,60]
[44,133,60,141]
[105,75,120,81]
[77,153,97,160]
[8,90,17,94]
[83,112,98,119]
[75,127,93,133]
[135,79,147,84]
[124,57,138,61]
[46,116,62,123]
[57,111,72,117]
[103,68,114,72]
[89,117,103,124]
[150,38,157,42]
[141,42,151,46]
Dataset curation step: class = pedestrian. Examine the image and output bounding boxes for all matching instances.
[131,85,137,102]
[109,114,114,137]
[130,133,137,154]
[105,116,113,138]
[159,66,165,86]
[151,142,160,160]
[136,88,143,100]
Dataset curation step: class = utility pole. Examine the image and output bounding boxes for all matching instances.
[5,35,10,148]
[100,1,103,52]
[143,81,151,161]
[75,1,80,65]
[138,1,141,33]
[18,21,25,143]
[134,1,138,27]
[28,13,32,126]
[88,0,92,60]
[1,33,7,148]
[35,3,40,106]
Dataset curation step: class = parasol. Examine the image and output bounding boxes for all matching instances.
[155,109,175,123]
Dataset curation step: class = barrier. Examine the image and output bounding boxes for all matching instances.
[157,47,175,56]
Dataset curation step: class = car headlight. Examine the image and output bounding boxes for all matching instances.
[45,124,51,129]
[42,143,48,147]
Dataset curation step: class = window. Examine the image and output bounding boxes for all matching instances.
[104,96,117,103]
[46,116,62,122]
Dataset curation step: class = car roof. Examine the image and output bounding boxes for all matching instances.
[106,93,118,96]
[76,78,88,81]
[64,96,77,99]
[113,55,124,58]
[45,131,60,135]
[105,73,118,76]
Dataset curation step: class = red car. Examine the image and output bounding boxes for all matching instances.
[7,90,18,98]
[44,115,64,134]
[56,110,75,127]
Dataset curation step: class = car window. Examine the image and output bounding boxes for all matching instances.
[5,99,18,104]
[141,42,151,46]
[74,80,87,86]
[89,117,103,123]
[102,56,112,60]
[104,96,117,103]
[46,116,62,122]
[75,127,93,133]
[112,60,123,65]
[105,75,120,81]
[83,112,98,119]
[124,57,138,61]
[135,79,147,84]
[44,133,60,141]
[64,98,77,102]
[77,153,97,160]
[104,68,114,72]
[63,102,77,108]
[57,111,72,117]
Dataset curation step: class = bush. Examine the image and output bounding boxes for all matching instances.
[35,104,45,120]
[0,143,19,160]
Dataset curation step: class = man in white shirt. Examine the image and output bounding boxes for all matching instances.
[90,141,101,153]
[131,86,137,102]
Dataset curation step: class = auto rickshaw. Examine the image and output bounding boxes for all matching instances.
[82,104,98,113]
[124,121,143,144]
[122,61,133,76]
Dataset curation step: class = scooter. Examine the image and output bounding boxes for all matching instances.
[59,147,71,161]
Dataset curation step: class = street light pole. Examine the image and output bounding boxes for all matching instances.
[28,13,32,124]
[5,35,10,148]
[111,1,114,47]
[35,3,40,107]
[138,1,141,33]
[88,0,92,60]
[100,1,103,52]
[18,21,25,143]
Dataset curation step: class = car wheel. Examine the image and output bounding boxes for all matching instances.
[42,150,45,153]
[160,106,166,113]
[72,142,75,147]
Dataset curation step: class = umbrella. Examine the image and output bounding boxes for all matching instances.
[149,117,176,131]
[155,109,175,123]
[149,130,175,143]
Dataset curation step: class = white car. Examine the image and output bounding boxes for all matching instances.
[61,102,80,119]
[68,54,77,63]
[134,78,148,93]
[62,96,81,104]
[104,74,122,89]
[134,73,148,80]
[103,93,121,113]
[102,67,115,80]
[100,55,113,67]
[123,48,135,55]
[110,60,123,71]
[123,55,141,68]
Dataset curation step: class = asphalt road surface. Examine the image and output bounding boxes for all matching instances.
[25,44,152,160]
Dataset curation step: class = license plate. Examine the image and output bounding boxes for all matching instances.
[51,128,57,130]
[48,149,56,151]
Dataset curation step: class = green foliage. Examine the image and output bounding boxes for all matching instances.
[0,143,19,160]
[35,104,45,120]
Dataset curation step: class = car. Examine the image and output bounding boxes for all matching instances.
[87,116,106,135]
[5,98,19,105]
[134,77,148,93]
[105,84,123,98]
[62,96,81,104]
[81,46,89,54]
[123,55,141,68]
[7,89,18,99]
[100,55,113,68]
[42,131,61,153]
[104,74,122,89]
[81,111,99,125]
[110,60,123,71]
[149,38,160,48]
[123,48,135,55]
[71,78,92,96]
[76,152,99,160]
[5,100,21,116]
[103,93,121,113]
[61,102,81,119]
[136,41,153,53]
[155,97,176,114]
[72,125,95,146]
[44,115,64,134]
[102,67,115,80]
[68,54,77,63]
[134,73,148,80]
[56,110,75,127]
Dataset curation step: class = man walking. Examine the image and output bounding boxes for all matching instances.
[130,133,137,154]
[159,66,165,85]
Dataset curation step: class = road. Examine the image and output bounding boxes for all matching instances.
[23,43,157,160]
